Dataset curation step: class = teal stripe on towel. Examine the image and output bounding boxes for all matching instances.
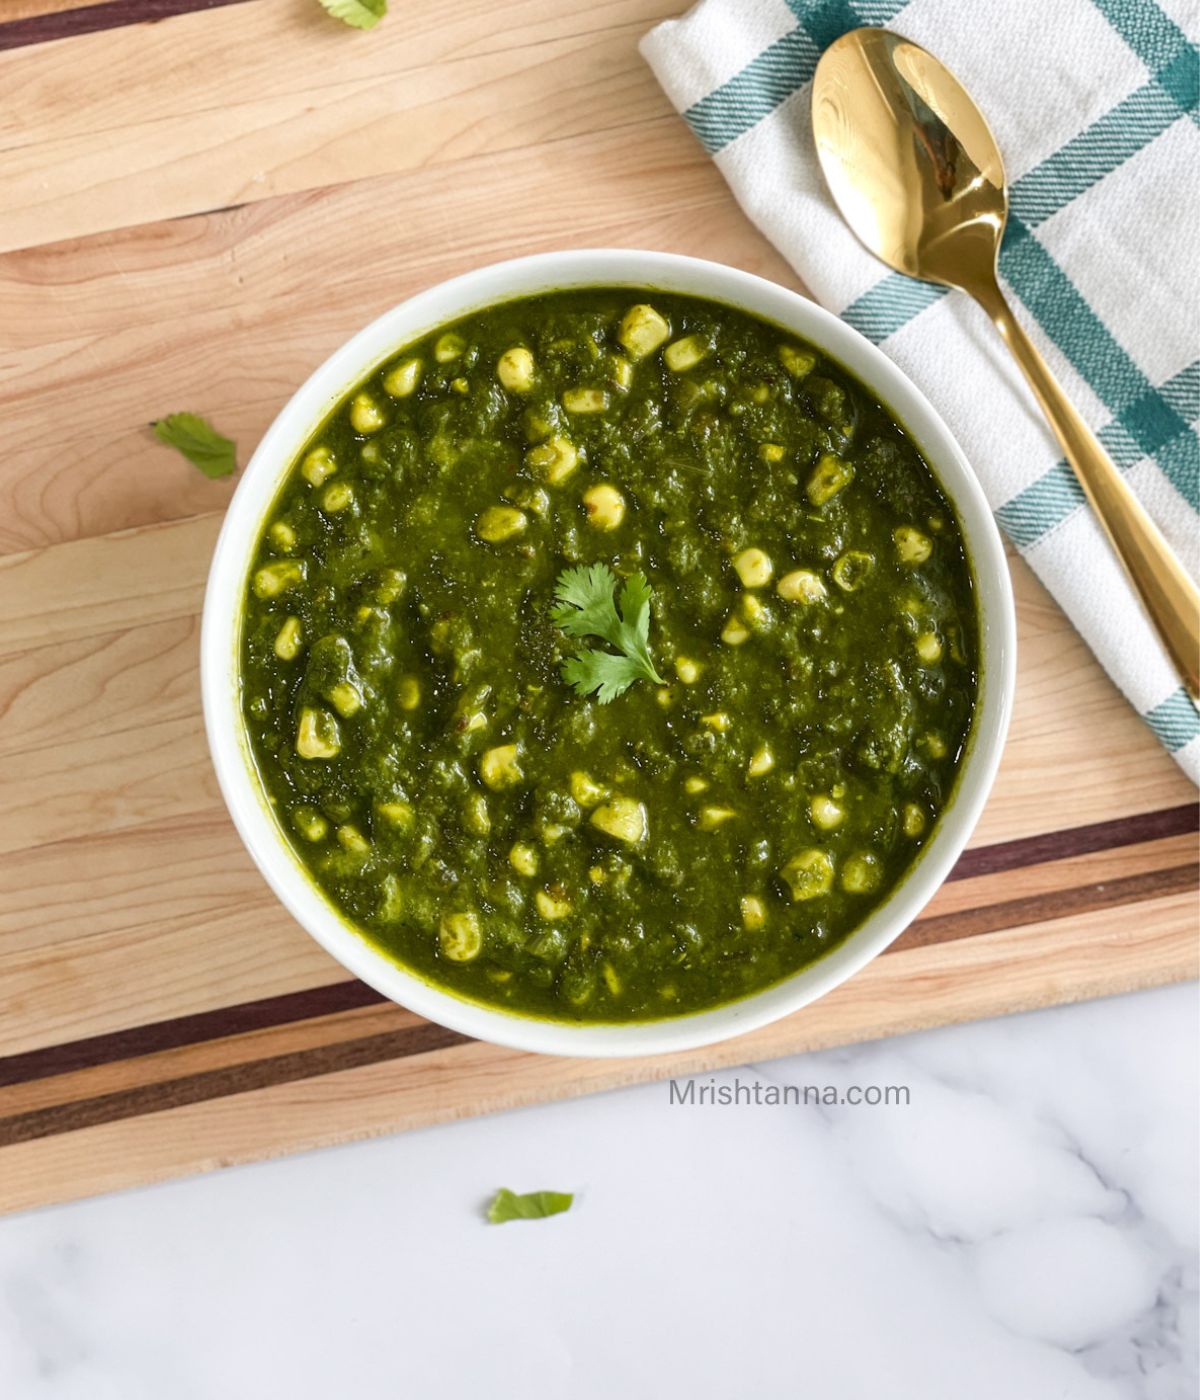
[1090,0,1194,74]
[1144,687,1200,752]
[1012,78,1188,225]
[683,28,822,154]
[682,0,908,153]
[996,363,1198,548]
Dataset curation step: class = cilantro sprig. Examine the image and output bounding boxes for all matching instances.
[551,563,665,703]
[317,0,387,29]
[487,1188,574,1224]
[152,413,237,479]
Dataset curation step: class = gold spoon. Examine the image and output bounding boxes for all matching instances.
[812,27,1199,700]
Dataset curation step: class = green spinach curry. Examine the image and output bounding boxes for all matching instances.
[240,289,978,1022]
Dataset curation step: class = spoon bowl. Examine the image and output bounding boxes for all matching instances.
[812,28,1005,290]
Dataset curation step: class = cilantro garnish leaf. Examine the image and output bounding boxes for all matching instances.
[487,1188,574,1224]
[551,563,665,702]
[151,413,237,479]
[316,0,387,29]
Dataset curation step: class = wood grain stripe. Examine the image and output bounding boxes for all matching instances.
[948,802,1196,880]
[905,863,1196,950]
[0,0,253,52]
[0,979,386,1088]
[0,1021,469,1147]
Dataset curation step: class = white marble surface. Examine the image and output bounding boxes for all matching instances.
[0,983,1195,1400]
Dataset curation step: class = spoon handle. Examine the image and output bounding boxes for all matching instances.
[972,277,1199,701]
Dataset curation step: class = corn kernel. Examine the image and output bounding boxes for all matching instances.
[321,481,353,513]
[509,842,539,877]
[776,569,827,603]
[721,614,751,645]
[295,707,340,760]
[480,744,523,790]
[273,616,302,661]
[383,357,422,398]
[806,453,854,506]
[475,505,528,543]
[439,911,482,961]
[569,771,608,808]
[903,803,926,838]
[780,848,834,901]
[916,632,943,664]
[434,332,466,363]
[748,745,775,778]
[582,483,626,530]
[841,853,881,894]
[349,393,385,434]
[779,344,817,379]
[810,794,845,830]
[253,560,305,599]
[741,895,767,930]
[590,796,647,845]
[269,520,296,551]
[663,335,709,372]
[526,434,579,484]
[563,387,608,414]
[618,304,671,360]
[733,547,773,588]
[497,346,535,393]
[894,525,933,565]
[535,889,573,921]
[301,446,336,486]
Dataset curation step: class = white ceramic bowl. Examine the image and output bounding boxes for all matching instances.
[201,249,1016,1059]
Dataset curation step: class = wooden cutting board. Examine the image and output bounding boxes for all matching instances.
[1,0,1195,1217]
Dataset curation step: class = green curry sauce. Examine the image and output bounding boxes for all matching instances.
[240,289,978,1022]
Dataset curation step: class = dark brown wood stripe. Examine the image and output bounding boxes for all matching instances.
[2,862,1195,1147]
[0,1020,470,1148]
[0,0,254,52]
[896,862,1197,951]
[1,804,1194,1092]
[947,803,1196,881]
[0,980,386,1089]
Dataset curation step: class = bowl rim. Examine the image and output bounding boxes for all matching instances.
[200,248,1016,1059]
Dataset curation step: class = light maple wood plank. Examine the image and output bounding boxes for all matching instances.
[0,900,332,1058]
[0,809,262,953]
[0,128,780,554]
[2,897,1193,1215]
[2,0,120,19]
[0,1,680,254]
[0,714,219,858]
[0,614,199,759]
[0,514,219,656]
[0,0,678,154]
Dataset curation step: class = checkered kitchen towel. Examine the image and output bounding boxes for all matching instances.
[642,0,1200,782]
